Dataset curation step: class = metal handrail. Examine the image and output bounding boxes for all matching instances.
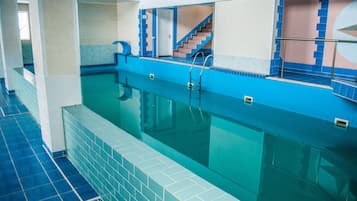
[201,54,213,75]
[276,37,357,80]
[199,54,213,91]
[188,52,205,89]
[276,37,357,43]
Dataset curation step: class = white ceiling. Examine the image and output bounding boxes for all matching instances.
[17,0,138,4]
[17,0,30,3]
[78,0,138,3]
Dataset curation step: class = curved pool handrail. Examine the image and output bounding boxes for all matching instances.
[188,52,205,89]
[201,54,213,75]
[112,41,131,56]
[199,54,213,91]
[190,52,205,73]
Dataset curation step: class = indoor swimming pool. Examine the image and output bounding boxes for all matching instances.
[81,72,357,201]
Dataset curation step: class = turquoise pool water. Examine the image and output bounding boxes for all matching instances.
[81,72,357,201]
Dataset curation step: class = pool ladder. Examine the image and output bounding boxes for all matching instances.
[188,53,212,91]
[199,55,213,91]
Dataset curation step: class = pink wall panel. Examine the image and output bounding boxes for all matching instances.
[323,0,357,70]
[283,0,320,65]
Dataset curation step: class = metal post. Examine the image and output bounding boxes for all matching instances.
[331,42,337,80]
[280,40,286,78]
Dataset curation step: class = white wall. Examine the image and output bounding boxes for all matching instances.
[213,0,277,75]
[0,44,3,77]
[140,0,225,9]
[117,2,140,55]
[78,2,118,65]
[78,3,118,45]
[0,0,24,89]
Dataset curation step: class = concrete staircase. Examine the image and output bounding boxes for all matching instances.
[173,20,213,59]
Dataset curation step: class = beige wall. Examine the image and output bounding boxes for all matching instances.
[177,5,213,42]
[213,0,276,75]
[117,2,140,55]
[78,3,118,45]
[39,0,80,75]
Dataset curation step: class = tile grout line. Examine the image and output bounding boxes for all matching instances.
[5,102,94,201]
[0,126,29,201]
[86,196,101,201]
[13,118,66,201]
[1,91,85,201]
[0,107,6,117]
[41,145,84,201]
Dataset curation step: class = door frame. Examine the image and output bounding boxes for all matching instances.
[156,8,174,57]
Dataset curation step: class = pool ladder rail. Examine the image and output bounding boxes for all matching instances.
[188,52,212,91]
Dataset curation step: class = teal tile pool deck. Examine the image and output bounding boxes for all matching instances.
[63,105,238,201]
[12,68,39,122]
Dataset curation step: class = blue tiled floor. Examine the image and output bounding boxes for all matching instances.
[0,79,99,201]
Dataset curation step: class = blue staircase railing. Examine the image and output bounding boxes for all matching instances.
[176,14,213,49]
[187,33,214,58]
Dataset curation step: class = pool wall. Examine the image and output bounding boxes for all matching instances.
[80,45,117,66]
[20,42,117,67]
[21,41,34,65]
[117,71,357,149]
[12,68,40,122]
[63,105,238,201]
[116,55,357,128]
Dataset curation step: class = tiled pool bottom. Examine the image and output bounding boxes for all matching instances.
[0,81,98,201]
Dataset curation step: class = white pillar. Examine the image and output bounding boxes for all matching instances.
[29,0,82,153]
[0,0,23,91]
[0,44,3,78]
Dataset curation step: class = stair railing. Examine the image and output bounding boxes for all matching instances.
[188,52,205,89]
[276,37,357,80]
[199,54,213,91]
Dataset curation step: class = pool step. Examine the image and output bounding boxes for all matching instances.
[331,80,357,103]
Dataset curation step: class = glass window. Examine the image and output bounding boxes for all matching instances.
[18,11,30,40]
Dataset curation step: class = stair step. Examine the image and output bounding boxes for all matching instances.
[196,32,211,37]
[178,47,192,54]
[187,39,202,45]
[173,51,186,58]
[192,35,206,41]
[201,28,212,32]
[183,43,197,49]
